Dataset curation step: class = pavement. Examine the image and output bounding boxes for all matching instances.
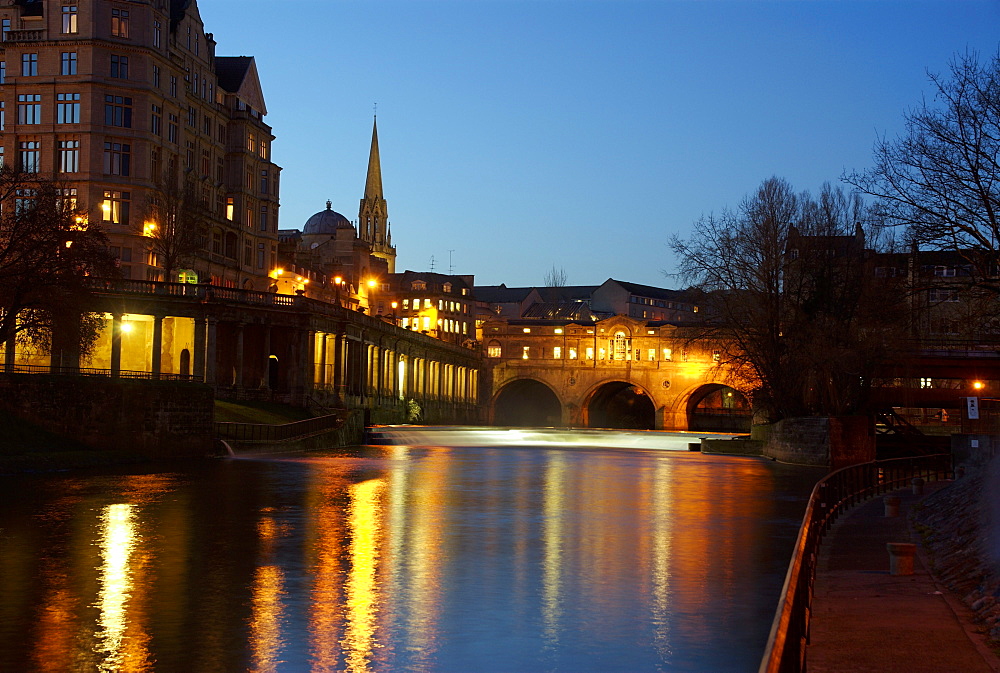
[807,483,1000,673]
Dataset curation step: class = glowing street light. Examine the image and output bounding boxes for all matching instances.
[334,275,343,306]
[142,221,157,237]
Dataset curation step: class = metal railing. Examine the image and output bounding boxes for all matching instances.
[0,363,203,382]
[215,412,345,443]
[758,453,953,673]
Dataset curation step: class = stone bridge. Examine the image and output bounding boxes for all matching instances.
[482,316,752,432]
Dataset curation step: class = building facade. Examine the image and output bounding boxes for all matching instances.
[0,0,280,287]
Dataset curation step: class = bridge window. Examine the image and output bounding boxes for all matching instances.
[648,348,656,360]
[920,377,932,389]
[487,342,501,358]
[598,348,606,359]
[713,349,721,362]
[553,347,562,359]
[522,346,530,360]
[585,347,594,360]
[613,332,629,361]
[569,347,577,360]
[663,348,672,361]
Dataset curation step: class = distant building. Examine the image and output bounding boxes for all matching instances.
[387,271,476,345]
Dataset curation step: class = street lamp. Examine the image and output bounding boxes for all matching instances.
[391,300,398,325]
[367,278,378,315]
[334,275,343,306]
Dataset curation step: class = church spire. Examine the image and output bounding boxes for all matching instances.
[359,115,396,273]
[364,116,383,201]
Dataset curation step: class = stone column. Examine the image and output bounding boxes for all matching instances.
[318,332,328,387]
[151,315,163,380]
[193,317,206,382]
[204,317,218,385]
[110,313,123,378]
[333,326,344,404]
[234,322,245,388]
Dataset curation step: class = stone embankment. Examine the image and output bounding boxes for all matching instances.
[915,456,1000,644]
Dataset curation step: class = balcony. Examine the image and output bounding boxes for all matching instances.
[4,29,45,42]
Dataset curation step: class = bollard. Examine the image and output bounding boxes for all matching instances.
[887,542,917,576]
[883,495,901,517]
[911,477,925,496]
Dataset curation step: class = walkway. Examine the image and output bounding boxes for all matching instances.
[807,484,1000,673]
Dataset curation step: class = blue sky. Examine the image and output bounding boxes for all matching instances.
[197,0,1000,288]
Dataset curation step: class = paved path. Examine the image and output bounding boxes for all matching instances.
[807,484,1000,673]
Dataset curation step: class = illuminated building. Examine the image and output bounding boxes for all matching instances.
[0,0,281,288]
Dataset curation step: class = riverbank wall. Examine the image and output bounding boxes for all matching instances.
[0,374,214,460]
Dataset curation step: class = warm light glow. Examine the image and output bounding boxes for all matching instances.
[334,276,343,286]
[269,267,284,279]
[94,504,137,672]
[554,328,563,334]
[343,478,386,672]
[391,301,398,310]
[142,221,157,237]
[71,215,87,230]
[523,327,531,333]
[367,279,377,289]
[973,380,985,390]
[101,200,112,215]
[120,321,133,334]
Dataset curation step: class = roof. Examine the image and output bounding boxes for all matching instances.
[604,279,692,302]
[303,202,353,235]
[474,285,538,304]
[521,302,599,321]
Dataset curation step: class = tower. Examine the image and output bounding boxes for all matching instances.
[359,117,396,273]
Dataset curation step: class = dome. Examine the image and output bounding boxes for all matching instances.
[303,201,354,235]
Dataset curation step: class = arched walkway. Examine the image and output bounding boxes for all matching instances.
[493,379,562,427]
[687,384,751,432]
[585,381,655,429]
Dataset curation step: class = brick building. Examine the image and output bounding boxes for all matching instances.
[0,0,280,287]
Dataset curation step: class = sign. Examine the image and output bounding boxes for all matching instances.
[967,396,980,420]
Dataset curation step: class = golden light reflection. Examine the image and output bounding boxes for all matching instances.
[94,503,138,672]
[306,467,348,673]
[651,458,675,661]
[250,512,287,673]
[542,452,567,646]
[342,478,386,673]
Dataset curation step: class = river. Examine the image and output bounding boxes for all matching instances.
[0,429,823,672]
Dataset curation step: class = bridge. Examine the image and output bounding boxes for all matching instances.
[482,315,753,432]
[1,280,482,425]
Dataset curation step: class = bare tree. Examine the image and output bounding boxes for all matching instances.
[544,265,568,287]
[140,169,210,282]
[0,167,118,356]
[845,50,1000,291]
[671,177,906,421]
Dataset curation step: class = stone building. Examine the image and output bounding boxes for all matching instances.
[0,0,281,288]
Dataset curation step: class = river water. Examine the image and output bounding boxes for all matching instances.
[0,429,823,672]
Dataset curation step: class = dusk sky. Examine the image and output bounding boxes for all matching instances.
[198,0,1000,289]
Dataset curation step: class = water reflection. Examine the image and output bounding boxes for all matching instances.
[0,432,822,672]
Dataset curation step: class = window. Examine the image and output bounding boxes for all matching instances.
[152,65,160,88]
[58,140,79,172]
[203,115,211,135]
[151,105,161,135]
[167,113,178,143]
[648,349,656,361]
[102,190,130,225]
[57,187,77,212]
[553,346,562,359]
[17,94,41,124]
[411,280,427,291]
[586,347,594,360]
[110,54,129,79]
[56,93,80,123]
[15,189,37,214]
[243,240,252,267]
[153,19,162,48]
[21,53,38,77]
[60,52,77,75]
[62,6,78,34]
[613,331,629,360]
[260,170,269,194]
[187,105,196,127]
[0,147,4,168]
[662,348,672,361]
[226,197,234,220]
[184,141,194,169]
[104,95,132,127]
[247,132,255,152]
[211,231,221,254]
[260,206,268,231]
[18,141,39,172]
[111,8,129,38]
[0,102,4,131]
[522,346,530,360]
[0,61,5,84]
[103,141,131,175]
[150,148,161,182]
[928,288,959,303]
[712,349,721,362]
[487,343,501,358]
[170,75,177,97]
[257,243,265,269]
[259,139,268,159]
[920,377,933,389]
[569,347,578,360]
[200,149,210,176]
[933,265,957,277]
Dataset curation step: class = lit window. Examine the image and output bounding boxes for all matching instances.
[585,347,594,360]
[111,8,129,38]
[424,299,431,309]
[713,349,721,362]
[613,332,629,360]
[598,348,606,360]
[226,197,234,221]
[101,190,130,225]
[422,316,431,331]
[62,6,78,34]
[569,348,577,360]
[554,328,563,334]
[523,327,531,333]
[919,378,932,389]
[402,299,409,310]
[663,348,672,361]
[553,347,562,359]
[522,346,530,360]
[648,349,656,361]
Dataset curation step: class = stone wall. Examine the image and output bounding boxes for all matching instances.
[763,416,875,468]
[0,374,214,458]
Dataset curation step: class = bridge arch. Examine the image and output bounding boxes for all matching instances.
[686,383,752,433]
[582,380,656,429]
[492,378,562,427]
